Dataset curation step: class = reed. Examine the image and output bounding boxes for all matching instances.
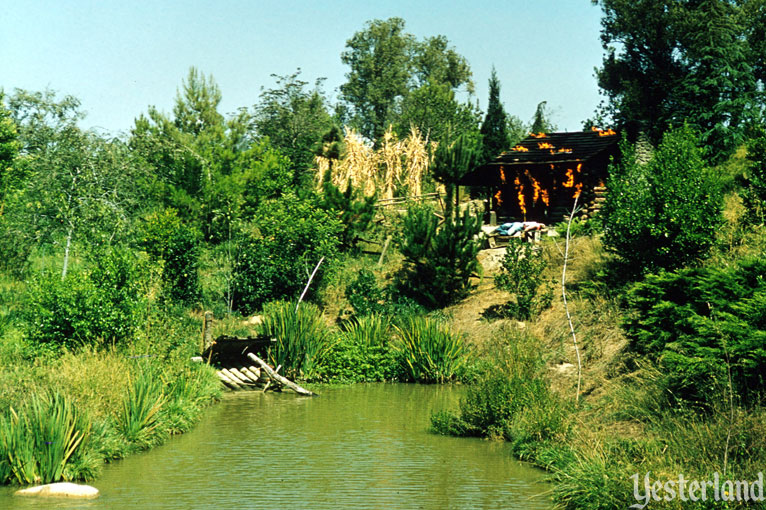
[0,392,89,485]
[259,301,333,380]
[394,316,468,383]
[340,314,392,349]
[117,365,166,446]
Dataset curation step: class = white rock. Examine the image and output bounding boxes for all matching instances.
[15,482,100,499]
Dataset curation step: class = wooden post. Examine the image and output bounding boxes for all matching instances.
[201,311,214,354]
[378,235,392,266]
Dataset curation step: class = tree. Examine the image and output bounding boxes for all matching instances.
[480,68,509,163]
[340,18,474,143]
[530,100,557,134]
[253,70,334,186]
[430,131,482,218]
[593,0,760,162]
[602,125,723,273]
[741,127,766,224]
[340,17,413,142]
[0,94,20,201]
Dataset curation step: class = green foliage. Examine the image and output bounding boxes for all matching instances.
[117,365,166,446]
[318,171,376,251]
[430,131,482,217]
[480,68,510,163]
[741,127,766,224]
[602,126,723,273]
[138,208,200,303]
[530,100,557,134]
[394,316,468,383]
[0,392,90,485]
[430,329,568,444]
[0,95,20,200]
[623,257,766,406]
[26,246,149,350]
[231,193,342,314]
[345,269,385,316]
[594,0,758,162]
[340,17,473,142]
[253,71,334,185]
[316,315,402,383]
[494,240,553,320]
[258,301,334,380]
[396,205,482,308]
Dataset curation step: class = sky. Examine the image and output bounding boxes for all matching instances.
[1,1,606,137]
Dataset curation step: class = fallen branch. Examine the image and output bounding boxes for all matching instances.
[247,353,316,396]
[296,257,325,313]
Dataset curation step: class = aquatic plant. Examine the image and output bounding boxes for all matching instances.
[0,392,89,485]
[394,316,468,383]
[259,300,334,380]
[117,365,166,446]
[340,314,391,349]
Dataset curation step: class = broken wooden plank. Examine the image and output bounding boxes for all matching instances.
[246,353,316,396]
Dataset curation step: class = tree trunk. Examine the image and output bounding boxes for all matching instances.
[61,227,73,281]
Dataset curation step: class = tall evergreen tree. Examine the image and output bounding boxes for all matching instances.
[479,68,509,163]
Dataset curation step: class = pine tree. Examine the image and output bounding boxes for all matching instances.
[479,68,509,163]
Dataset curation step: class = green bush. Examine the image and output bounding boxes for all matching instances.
[138,208,200,303]
[258,300,334,380]
[396,204,481,308]
[394,316,469,383]
[623,257,766,405]
[345,269,385,316]
[232,193,342,314]
[741,127,766,225]
[117,365,166,446]
[494,239,553,320]
[602,126,723,273]
[316,315,401,383]
[26,246,148,349]
[318,170,376,252]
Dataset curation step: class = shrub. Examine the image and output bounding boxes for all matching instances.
[394,316,468,383]
[258,300,334,380]
[138,208,200,303]
[318,170,376,252]
[741,127,766,225]
[232,193,342,314]
[26,246,148,349]
[345,269,385,316]
[602,126,723,273]
[116,365,166,446]
[396,204,481,308]
[494,239,553,320]
[623,257,766,405]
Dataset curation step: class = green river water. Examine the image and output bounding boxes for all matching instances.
[1,383,551,509]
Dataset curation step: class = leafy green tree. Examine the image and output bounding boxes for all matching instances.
[340,17,413,142]
[340,18,474,143]
[231,193,343,314]
[253,70,334,186]
[396,204,481,308]
[593,0,759,162]
[480,68,509,163]
[602,125,723,273]
[530,100,557,134]
[318,170,376,252]
[0,94,20,200]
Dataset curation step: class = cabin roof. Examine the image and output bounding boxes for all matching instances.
[459,129,619,186]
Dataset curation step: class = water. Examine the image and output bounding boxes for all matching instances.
[1,384,551,509]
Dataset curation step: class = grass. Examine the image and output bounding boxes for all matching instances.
[395,316,469,383]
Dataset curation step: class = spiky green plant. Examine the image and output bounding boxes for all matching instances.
[341,314,391,349]
[394,316,468,383]
[259,301,334,380]
[117,366,166,446]
[0,392,89,485]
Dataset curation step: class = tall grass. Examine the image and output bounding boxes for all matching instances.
[117,365,166,446]
[259,301,334,380]
[0,392,90,485]
[340,314,391,348]
[395,316,468,383]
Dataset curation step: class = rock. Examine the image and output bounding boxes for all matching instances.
[246,315,263,326]
[14,482,100,499]
[477,247,508,274]
[554,362,576,374]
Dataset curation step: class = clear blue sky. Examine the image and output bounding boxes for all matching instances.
[1,0,605,136]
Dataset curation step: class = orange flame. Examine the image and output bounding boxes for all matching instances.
[558,147,573,153]
[511,145,529,152]
[591,126,616,137]
[563,168,575,188]
[494,189,503,206]
[538,142,554,149]
[499,167,507,184]
[574,182,583,199]
[529,132,547,138]
[514,176,526,216]
[526,171,550,207]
